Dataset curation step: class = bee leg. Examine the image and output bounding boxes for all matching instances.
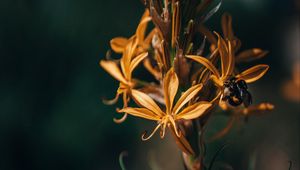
[228,96,243,106]
[241,90,252,107]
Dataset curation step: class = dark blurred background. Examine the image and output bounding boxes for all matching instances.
[0,0,299,170]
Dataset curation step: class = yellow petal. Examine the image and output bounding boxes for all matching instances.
[210,74,223,87]
[163,68,179,114]
[131,89,164,116]
[129,52,148,74]
[121,36,138,78]
[144,28,158,47]
[225,40,235,77]
[143,58,161,80]
[236,64,269,83]
[118,107,161,121]
[186,55,221,78]
[236,48,269,63]
[173,84,203,114]
[176,102,212,120]
[100,60,128,85]
[136,15,151,43]
[215,32,232,78]
[110,37,128,53]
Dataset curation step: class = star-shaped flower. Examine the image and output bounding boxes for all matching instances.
[118,68,212,141]
[110,9,156,54]
[186,33,269,107]
[100,37,148,123]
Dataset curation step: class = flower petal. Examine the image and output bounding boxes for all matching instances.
[100,60,128,85]
[110,37,128,53]
[215,32,233,78]
[225,40,235,77]
[129,52,148,74]
[176,102,212,120]
[186,54,221,78]
[163,68,179,113]
[136,14,151,43]
[236,64,269,83]
[236,48,269,63]
[143,58,161,80]
[173,84,203,114]
[118,107,161,121]
[144,28,158,47]
[210,74,223,87]
[131,89,164,116]
[121,37,138,78]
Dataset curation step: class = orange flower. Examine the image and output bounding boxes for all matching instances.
[186,33,269,107]
[118,68,212,140]
[100,37,148,123]
[110,9,155,54]
[199,13,269,63]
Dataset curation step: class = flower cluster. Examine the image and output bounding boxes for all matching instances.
[100,0,274,167]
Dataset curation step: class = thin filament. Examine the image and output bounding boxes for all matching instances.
[102,93,120,105]
[113,113,128,124]
[169,118,181,137]
[141,123,162,141]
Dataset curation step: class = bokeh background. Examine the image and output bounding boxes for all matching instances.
[0,0,299,169]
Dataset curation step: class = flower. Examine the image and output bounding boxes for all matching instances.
[199,13,269,63]
[118,68,212,140]
[100,37,148,123]
[110,9,155,54]
[186,33,269,107]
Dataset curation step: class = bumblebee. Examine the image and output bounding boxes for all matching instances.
[223,77,252,107]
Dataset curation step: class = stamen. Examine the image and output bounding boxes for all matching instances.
[103,93,120,105]
[141,123,162,141]
[160,122,167,138]
[105,49,112,60]
[169,117,181,137]
[113,113,128,124]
